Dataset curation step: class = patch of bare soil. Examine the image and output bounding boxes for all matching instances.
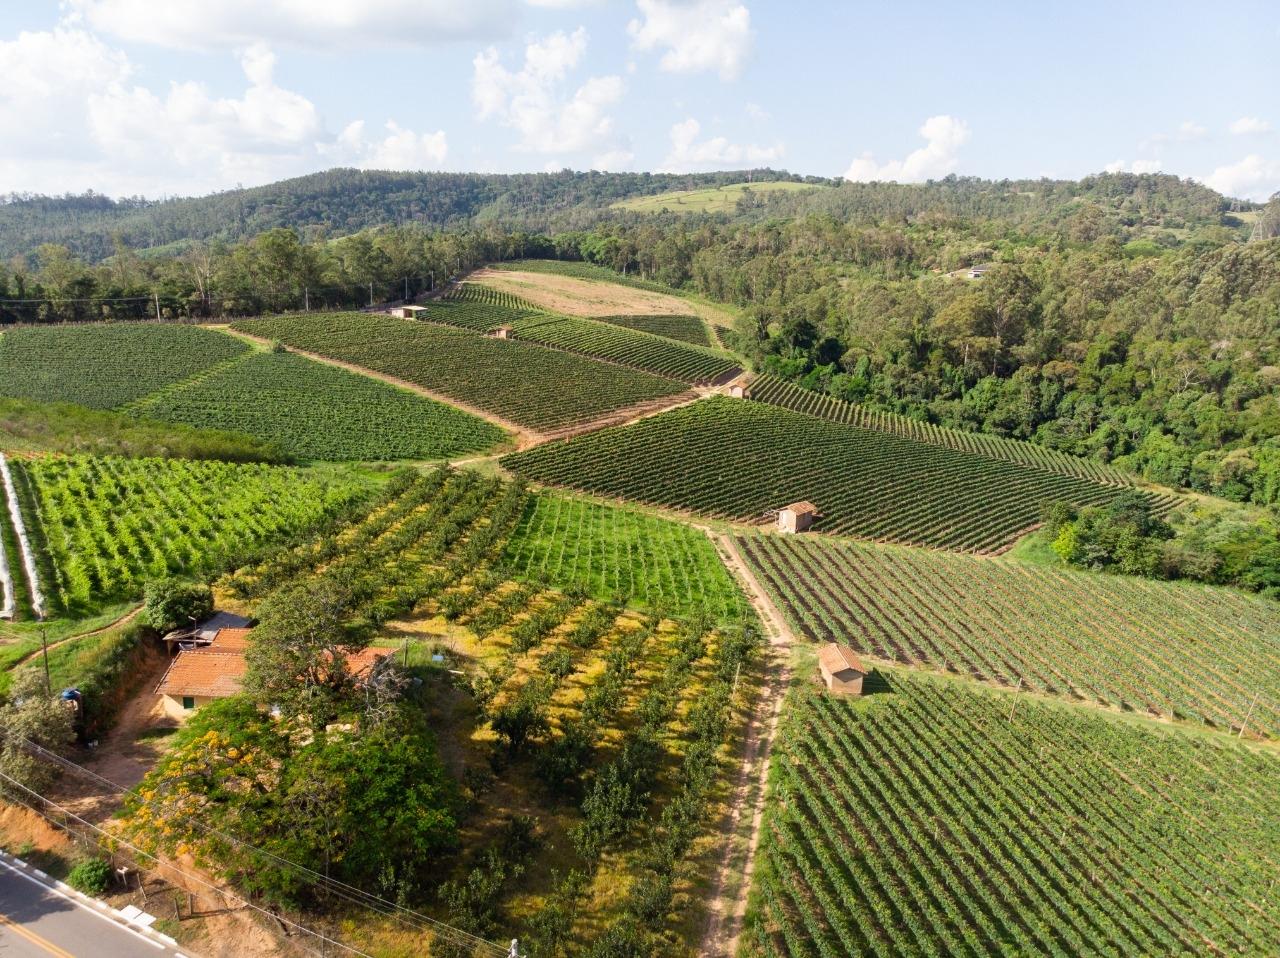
[470,268,695,317]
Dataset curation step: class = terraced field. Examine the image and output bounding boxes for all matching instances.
[737,532,1280,735]
[747,375,1133,485]
[132,350,505,461]
[0,323,248,409]
[747,673,1280,957]
[233,312,686,431]
[11,454,372,614]
[503,397,1143,552]
[501,490,748,622]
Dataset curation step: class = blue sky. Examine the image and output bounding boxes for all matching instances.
[0,1,1277,200]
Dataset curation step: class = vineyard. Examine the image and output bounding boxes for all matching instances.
[10,454,373,614]
[439,281,543,314]
[222,467,760,954]
[737,532,1280,736]
[747,374,1134,485]
[0,323,248,409]
[594,313,711,346]
[232,312,687,431]
[503,397,1145,552]
[488,258,677,295]
[131,349,506,461]
[433,286,736,383]
[500,490,749,622]
[746,672,1280,957]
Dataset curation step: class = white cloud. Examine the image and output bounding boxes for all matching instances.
[1203,154,1280,201]
[472,28,626,155]
[329,120,448,170]
[65,0,517,49]
[1103,159,1162,175]
[1230,116,1272,135]
[657,117,783,172]
[843,115,970,183]
[627,0,752,81]
[591,148,635,171]
[0,28,448,196]
[1177,120,1208,140]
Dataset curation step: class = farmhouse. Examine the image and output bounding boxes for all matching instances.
[817,642,866,695]
[968,263,993,279]
[393,305,428,319]
[156,629,395,719]
[777,501,821,534]
[161,611,253,654]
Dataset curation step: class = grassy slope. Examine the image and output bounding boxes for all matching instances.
[611,181,819,214]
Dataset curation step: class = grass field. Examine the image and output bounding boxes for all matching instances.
[501,490,749,622]
[502,397,1143,553]
[0,324,248,409]
[233,312,687,432]
[611,181,819,214]
[746,670,1280,957]
[132,349,507,461]
[12,454,373,614]
[736,532,1280,736]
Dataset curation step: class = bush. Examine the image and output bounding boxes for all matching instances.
[142,578,214,634]
[66,857,112,895]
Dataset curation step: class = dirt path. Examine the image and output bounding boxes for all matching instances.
[699,532,796,957]
[223,329,544,451]
[10,604,143,670]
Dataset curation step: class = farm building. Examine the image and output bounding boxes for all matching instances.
[729,383,752,399]
[968,264,993,279]
[492,325,514,340]
[817,642,866,695]
[156,629,394,719]
[777,501,821,534]
[161,611,253,654]
[393,305,428,319]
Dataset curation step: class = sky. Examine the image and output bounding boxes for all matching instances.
[0,1,1278,201]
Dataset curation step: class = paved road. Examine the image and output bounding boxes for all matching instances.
[0,859,188,957]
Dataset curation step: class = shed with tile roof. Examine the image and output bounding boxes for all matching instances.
[817,642,866,696]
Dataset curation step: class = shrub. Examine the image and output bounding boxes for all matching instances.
[66,857,112,895]
[141,578,214,634]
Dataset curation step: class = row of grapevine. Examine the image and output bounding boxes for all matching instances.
[503,397,1144,553]
[232,312,687,431]
[746,374,1135,486]
[500,490,749,622]
[428,289,738,384]
[594,313,711,346]
[440,282,542,313]
[15,455,373,614]
[737,532,1280,736]
[0,323,249,409]
[131,349,506,461]
[746,673,1280,956]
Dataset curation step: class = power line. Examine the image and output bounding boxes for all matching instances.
[0,768,373,958]
[20,740,507,957]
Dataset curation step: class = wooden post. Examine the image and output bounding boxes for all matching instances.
[368,282,374,307]
[403,276,409,302]
[1007,676,1023,722]
[41,626,50,693]
[153,291,161,321]
[1239,691,1261,739]
[304,287,310,312]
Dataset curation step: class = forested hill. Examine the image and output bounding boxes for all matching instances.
[0,168,813,261]
[0,168,1259,262]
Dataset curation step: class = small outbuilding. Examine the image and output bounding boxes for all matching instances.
[777,501,821,534]
[729,383,752,399]
[492,325,514,340]
[817,643,866,696]
[967,264,993,280]
[394,305,428,319]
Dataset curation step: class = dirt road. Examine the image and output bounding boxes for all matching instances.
[699,532,796,957]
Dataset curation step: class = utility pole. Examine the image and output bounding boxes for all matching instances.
[368,282,374,308]
[403,276,409,302]
[153,291,161,321]
[304,287,310,312]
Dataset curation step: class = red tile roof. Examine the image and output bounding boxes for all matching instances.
[817,642,865,677]
[155,642,394,700]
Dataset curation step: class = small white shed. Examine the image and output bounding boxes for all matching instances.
[777,501,820,534]
[817,643,866,696]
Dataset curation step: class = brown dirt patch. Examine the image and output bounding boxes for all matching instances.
[470,268,695,317]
